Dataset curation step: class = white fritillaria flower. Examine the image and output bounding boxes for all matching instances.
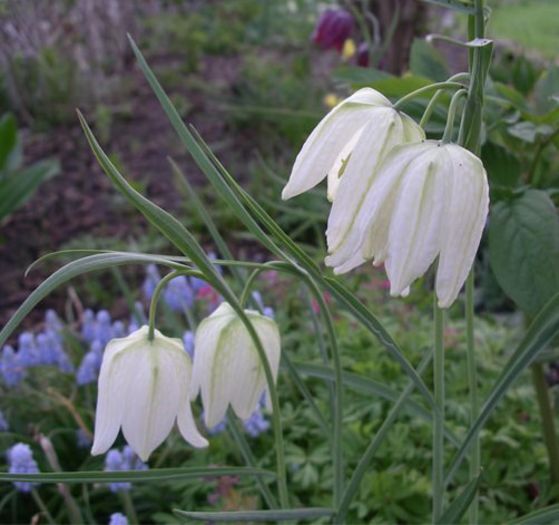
[281,87,424,203]
[91,326,207,461]
[326,141,489,308]
[190,303,281,429]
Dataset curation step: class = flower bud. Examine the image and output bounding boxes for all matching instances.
[190,303,281,429]
[326,141,490,308]
[91,326,207,461]
[312,8,354,52]
[356,42,369,67]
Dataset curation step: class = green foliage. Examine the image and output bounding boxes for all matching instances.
[409,39,451,82]
[0,113,59,225]
[489,190,559,316]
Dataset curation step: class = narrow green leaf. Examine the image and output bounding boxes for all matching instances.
[446,292,559,485]
[437,472,482,524]
[0,252,189,348]
[510,504,559,525]
[174,507,334,522]
[0,467,274,484]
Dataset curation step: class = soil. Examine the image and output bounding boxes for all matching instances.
[0,52,245,329]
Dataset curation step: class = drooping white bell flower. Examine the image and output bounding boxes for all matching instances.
[281,87,424,202]
[190,303,281,429]
[91,325,208,461]
[326,141,489,308]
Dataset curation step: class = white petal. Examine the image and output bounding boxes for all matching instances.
[177,399,208,448]
[282,88,390,200]
[384,145,447,296]
[121,333,185,461]
[326,127,364,202]
[90,332,141,456]
[435,145,489,307]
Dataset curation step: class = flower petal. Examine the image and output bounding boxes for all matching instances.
[384,145,448,296]
[91,333,141,456]
[120,332,185,461]
[282,88,390,200]
[435,145,489,307]
[177,398,208,448]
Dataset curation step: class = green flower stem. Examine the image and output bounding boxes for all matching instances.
[419,73,470,129]
[120,491,139,525]
[147,270,183,341]
[31,489,56,525]
[466,271,480,524]
[393,82,465,110]
[240,269,265,308]
[442,89,468,143]
[304,276,344,508]
[531,362,559,485]
[432,299,446,523]
[335,351,433,524]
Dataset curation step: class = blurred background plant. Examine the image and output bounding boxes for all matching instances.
[0,0,557,523]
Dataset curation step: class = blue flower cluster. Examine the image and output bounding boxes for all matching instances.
[0,410,8,432]
[104,445,148,493]
[76,307,145,386]
[206,395,270,438]
[0,310,73,387]
[109,513,129,525]
[7,443,39,492]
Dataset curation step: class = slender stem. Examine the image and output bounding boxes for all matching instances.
[31,490,56,525]
[393,82,465,110]
[419,73,470,129]
[442,89,468,143]
[240,269,263,307]
[531,362,559,485]
[465,271,480,524]
[120,492,139,525]
[335,352,432,523]
[432,298,445,523]
[304,276,344,508]
[147,270,182,340]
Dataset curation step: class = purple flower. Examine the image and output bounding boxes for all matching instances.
[82,309,96,343]
[163,275,194,312]
[104,446,148,493]
[76,343,102,386]
[243,408,270,437]
[109,513,129,525]
[1,345,26,387]
[76,429,92,449]
[183,331,195,358]
[7,443,39,492]
[142,264,161,300]
[312,8,354,52]
[357,41,369,67]
[18,332,39,367]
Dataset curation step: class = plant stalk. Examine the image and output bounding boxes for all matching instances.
[433,298,445,523]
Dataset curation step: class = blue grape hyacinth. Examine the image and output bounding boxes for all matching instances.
[104,446,148,493]
[109,513,129,525]
[7,443,39,492]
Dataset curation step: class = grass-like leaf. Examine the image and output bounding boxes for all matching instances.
[437,472,482,524]
[0,466,274,484]
[509,504,559,525]
[174,507,334,522]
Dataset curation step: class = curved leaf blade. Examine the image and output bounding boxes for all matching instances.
[174,507,334,522]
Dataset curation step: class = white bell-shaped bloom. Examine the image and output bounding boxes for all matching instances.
[326,141,489,308]
[281,87,424,202]
[190,303,281,429]
[91,325,207,461]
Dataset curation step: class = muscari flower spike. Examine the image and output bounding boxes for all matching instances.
[91,325,207,461]
[190,303,281,429]
[326,141,489,308]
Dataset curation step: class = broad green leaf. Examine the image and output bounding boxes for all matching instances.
[0,113,21,173]
[410,39,450,82]
[0,159,59,221]
[510,504,559,525]
[446,292,559,485]
[489,190,559,316]
[481,142,521,188]
[0,466,274,484]
[0,252,189,348]
[437,473,482,524]
[534,66,559,115]
[174,507,334,522]
[333,65,391,89]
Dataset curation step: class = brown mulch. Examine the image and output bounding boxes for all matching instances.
[0,52,245,329]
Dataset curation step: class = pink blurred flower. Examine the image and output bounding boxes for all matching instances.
[312,8,354,52]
